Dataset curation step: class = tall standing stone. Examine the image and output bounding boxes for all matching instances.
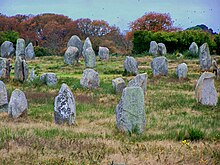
[64,46,79,65]
[189,42,198,56]
[128,73,147,94]
[195,72,218,106]
[54,83,76,125]
[0,57,7,79]
[1,41,15,58]
[151,56,168,77]
[80,69,99,89]
[82,37,92,57]
[98,46,109,60]
[199,43,211,71]
[67,35,83,57]
[25,42,35,60]
[40,73,57,87]
[176,63,188,79]
[14,56,29,82]
[116,87,146,134]
[84,47,96,68]
[16,38,25,58]
[8,89,28,118]
[158,43,167,56]
[124,56,138,75]
[149,41,158,57]
[112,77,126,93]
[0,81,8,112]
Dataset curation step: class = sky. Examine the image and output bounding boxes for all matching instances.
[0,0,220,33]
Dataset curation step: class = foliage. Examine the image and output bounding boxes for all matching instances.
[34,46,52,57]
[214,33,220,54]
[0,30,19,46]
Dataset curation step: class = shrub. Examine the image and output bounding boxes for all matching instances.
[34,46,52,57]
[0,30,19,46]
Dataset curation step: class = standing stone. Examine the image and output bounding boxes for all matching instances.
[0,81,8,112]
[158,43,167,56]
[0,57,7,79]
[14,56,29,82]
[98,46,109,60]
[8,89,28,118]
[40,73,57,87]
[54,83,76,125]
[199,43,211,71]
[64,46,79,65]
[189,42,198,56]
[151,56,168,77]
[124,56,138,75]
[116,87,146,134]
[80,69,99,89]
[128,73,147,94]
[16,38,25,58]
[67,35,83,56]
[149,41,158,57]
[195,72,218,106]
[84,47,96,68]
[176,63,188,79]
[30,68,36,81]
[112,78,126,93]
[82,37,92,57]
[1,41,15,58]
[25,42,35,60]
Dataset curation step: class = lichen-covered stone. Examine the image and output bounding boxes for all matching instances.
[199,43,211,71]
[64,46,79,65]
[84,47,96,68]
[128,73,147,94]
[16,38,25,58]
[176,63,188,79]
[0,57,7,79]
[116,87,146,134]
[25,42,35,60]
[0,81,8,112]
[80,69,99,89]
[149,41,158,57]
[82,37,92,57]
[151,56,168,77]
[54,83,76,125]
[30,68,36,81]
[195,72,218,106]
[40,73,57,87]
[98,46,109,60]
[124,56,138,75]
[189,42,198,56]
[112,77,126,93]
[158,43,167,56]
[67,35,82,57]
[14,57,29,82]
[1,41,15,58]
[8,89,28,118]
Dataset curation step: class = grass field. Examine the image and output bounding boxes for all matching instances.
[0,54,220,164]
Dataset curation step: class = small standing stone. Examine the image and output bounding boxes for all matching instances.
[176,63,188,79]
[116,87,146,134]
[54,83,76,125]
[199,43,211,71]
[124,56,138,75]
[0,57,7,79]
[30,68,36,81]
[25,42,35,60]
[14,56,29,82]
[1,41,15,58]
[149,41,158,57]
[82,37,92,57]
[195,72,218,106]
[128,73,147,94]
[67,35,83,56]
[189,42,198,56]
[64,46,79,65]
[40,73,57,87]
[151,56,168,77]
[158,43,167,56]
[80,69,99,89]
[0,81,8,112]
[112,77,126,93]
[16,38,25,58]
[8,89,28,118]
[84,47,96,68]
[98,46,109,60]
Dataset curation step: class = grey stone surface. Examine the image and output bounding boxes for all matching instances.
[98,46,109,60]
[54,83,76,125]
[25,43,35,60]
[149,41,158,57]
[0,81,8,112]
[124,56,138,75]
[84,47,96,68]
[158,43,167,56]
[189,42,198,56]
[67,35,82,56]
[1,41,15,58]
[195,72,218,106]
[116,87,146,134]
[8,89,28,118]
[176,63,188,79]
[128,73,147,94]
[40,73,57,87]
[199,43,211,71]
[64,46,79,65]
[30,68,36,81]
[80,69,99,89]
[0,57,7,79]
[82,37,92,57]
[14,56,29,82]
[151,56,168,77]
[112,77,126,93]
[16,38,25,58]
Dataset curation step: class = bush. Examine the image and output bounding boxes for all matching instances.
[34,46,52,57]
[0,30,19,46]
